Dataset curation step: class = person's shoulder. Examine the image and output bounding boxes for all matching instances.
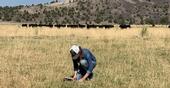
[82,48,90,53]
[82,48,92,57]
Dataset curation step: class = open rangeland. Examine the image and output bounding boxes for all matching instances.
[0,24,170,88]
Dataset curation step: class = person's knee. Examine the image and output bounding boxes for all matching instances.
[80,59,88,68]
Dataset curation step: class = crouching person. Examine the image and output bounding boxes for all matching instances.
[70,45,96,82]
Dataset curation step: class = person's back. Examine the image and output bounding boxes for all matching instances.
[81,48,96,74]
[82,48,96,62]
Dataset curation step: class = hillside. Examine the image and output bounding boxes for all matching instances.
[0,0,169,25]
[74,0,169,24]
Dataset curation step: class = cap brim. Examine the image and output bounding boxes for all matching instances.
[72,54,79,60]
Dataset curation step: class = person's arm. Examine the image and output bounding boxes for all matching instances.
[72,60,78,80]
[73,71,77,80]
[80,54,95,81]
[79,73,90,81]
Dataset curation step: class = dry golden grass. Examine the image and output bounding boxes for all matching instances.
[0,24,170,88]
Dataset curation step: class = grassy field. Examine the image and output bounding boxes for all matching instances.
[0,24,170,88]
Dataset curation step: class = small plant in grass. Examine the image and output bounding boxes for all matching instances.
[34,28,39,36]
[140,27,148,38]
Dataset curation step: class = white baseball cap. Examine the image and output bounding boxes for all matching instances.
[70,45,80,60]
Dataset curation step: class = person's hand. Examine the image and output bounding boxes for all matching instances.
[72,78,76,81]
[78,79,84,82]
[72,71,77,81]
[72,75,77,81]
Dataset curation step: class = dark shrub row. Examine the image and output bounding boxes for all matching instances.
[22,24,115,29]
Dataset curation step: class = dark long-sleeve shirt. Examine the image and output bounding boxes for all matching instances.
[72,48,96,74]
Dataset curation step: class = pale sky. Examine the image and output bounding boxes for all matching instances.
[0,0,64,7]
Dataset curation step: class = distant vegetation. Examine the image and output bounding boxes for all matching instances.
[0,0,169,25]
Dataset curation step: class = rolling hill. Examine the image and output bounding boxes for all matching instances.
[0,0,169,25]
